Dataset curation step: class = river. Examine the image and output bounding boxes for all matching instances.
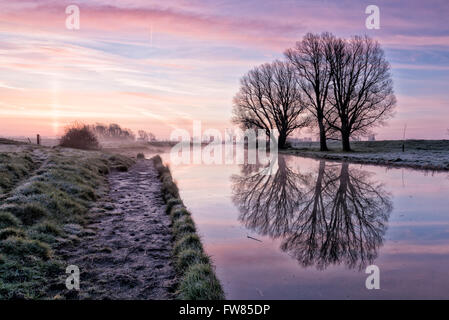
[153,151,449,299]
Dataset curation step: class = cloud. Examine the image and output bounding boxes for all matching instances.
[0,82,24,90]
[0,0,448,138]
[0,0,304,50]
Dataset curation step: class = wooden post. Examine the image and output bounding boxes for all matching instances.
[37,134,40,145]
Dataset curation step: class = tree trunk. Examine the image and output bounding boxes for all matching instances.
[278,133,287,149]
[318,120,328,151]
[341,131,351,152]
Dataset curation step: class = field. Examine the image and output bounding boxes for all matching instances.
[0,138,223,300]
[285,140,449,171]
[0,139,133,298]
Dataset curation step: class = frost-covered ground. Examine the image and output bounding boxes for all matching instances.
[58,159,177,299]
[285,140,449,171]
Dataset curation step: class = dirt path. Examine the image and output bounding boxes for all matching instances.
[58,159,177,299]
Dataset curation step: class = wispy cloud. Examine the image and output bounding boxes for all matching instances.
[0,0,447,138]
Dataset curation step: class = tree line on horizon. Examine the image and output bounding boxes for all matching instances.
[89,123,156,142]
[59,122,156,150]
[232,32,397,151]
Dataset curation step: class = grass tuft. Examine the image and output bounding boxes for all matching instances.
[166,198,183,214]
[170,208,191,220]
[32,221,63,236]
[0,211,21,229]
[0,228,26,240]
[178,263,225,300]
[0,152,35,195]
[173,233,203,256]
[6,203,49,225]
[173,216,196,237]
[176,248,210,272]
[0,237,52,260]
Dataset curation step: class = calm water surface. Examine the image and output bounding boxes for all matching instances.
[153,152,449,299]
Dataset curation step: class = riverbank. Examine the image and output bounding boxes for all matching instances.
[283,140,449,171]
[152,155,225,300]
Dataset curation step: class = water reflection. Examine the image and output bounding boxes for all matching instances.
[232,156,393,270]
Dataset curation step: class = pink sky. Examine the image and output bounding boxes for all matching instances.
[0,0,448,140]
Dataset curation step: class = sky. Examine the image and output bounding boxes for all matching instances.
[0,0,448,140]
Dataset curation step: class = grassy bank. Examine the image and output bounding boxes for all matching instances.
[151,155,225,300]
[102,141,174,158]
[284,140,449,171]
[0,140,134,299]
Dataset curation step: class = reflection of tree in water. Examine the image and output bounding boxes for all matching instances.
[231,156,392,270]
[231,157,309,237]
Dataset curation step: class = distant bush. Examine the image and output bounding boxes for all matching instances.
[59,123,100,150]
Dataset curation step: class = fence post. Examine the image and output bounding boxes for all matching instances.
[37,134,40,145]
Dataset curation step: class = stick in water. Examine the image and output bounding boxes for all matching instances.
[247,235,262,242]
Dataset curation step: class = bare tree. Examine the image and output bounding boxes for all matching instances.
[285,33,335,151]
[138,130,149,141]
[90,123,136,141]
[138,130,156,142]
[90,123,107,138]
[324,35,396,151]
[232,60,310,149]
